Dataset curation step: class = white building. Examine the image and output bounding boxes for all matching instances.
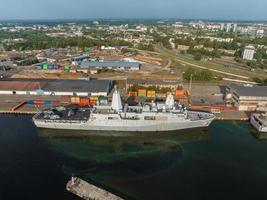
[226,85,267,112]
[233,24,238,33]
[226,23,232,32]
[243,45,256,60]
[220,23,225,31]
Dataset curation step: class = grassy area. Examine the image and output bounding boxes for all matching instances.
[158,46,267,80]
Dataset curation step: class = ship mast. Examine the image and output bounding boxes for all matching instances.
[111,86,123,111]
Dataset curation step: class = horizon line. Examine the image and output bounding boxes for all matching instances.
[0,17,267,23]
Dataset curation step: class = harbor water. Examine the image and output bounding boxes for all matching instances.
[1,115,267,200]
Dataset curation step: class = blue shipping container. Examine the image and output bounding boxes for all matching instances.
[43,100,52,105]
[27,100,34,105]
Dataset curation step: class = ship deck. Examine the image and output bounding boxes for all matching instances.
[34,107,91,121]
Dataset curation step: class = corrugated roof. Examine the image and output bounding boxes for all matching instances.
[231,85,267,97]
[80,61,140,68]
[0,81,45,91]
[43,79,113,93]
[0,79,113,93]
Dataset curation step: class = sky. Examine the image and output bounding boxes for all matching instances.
[0,0,267,21]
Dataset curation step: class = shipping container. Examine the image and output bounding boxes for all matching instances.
[34,100,44,105]
[138,94,146,97]
[90,97,99,101]
[128,92,137,97]
[27,100,34,105]
[44,100,52,105]
[80,98,90,105]
[64,66,71,70]
[71,97,80,104]
[90,100,97,105]
[35,63,43,67]
[175,90,185,97]
[147,90,156,97]
[138,89,147,95]
[43,64,48,70]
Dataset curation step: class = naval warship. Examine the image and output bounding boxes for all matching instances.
[32,89,215,132]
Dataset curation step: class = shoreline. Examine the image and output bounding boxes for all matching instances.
[0,109,250,121]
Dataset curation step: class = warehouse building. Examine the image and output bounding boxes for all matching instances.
[226,85,267,111]
[0,79,113,97]
[80,61,141,70]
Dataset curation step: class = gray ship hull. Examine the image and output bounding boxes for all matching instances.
[33,111,214,132]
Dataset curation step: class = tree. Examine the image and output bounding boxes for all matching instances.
[194,53,202,61]
[183,68,195,81]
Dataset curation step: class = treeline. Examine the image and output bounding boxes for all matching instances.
[188,49,222,60]
[253,78,267,86]
[175,37,239,51]
[3,31,132,51]
[153,34,172,49]
[137,43,155,51]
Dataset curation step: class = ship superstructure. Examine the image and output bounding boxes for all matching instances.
[250,113,267,133]
[33,89,215,132]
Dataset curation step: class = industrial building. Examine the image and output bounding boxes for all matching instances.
[0,79,113,97]
[226,85,267,111]
[80,61,140,70]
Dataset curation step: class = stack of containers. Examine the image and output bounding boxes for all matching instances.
[79,98,90,106]
[175,90,185,97]
[43,64,48,70]
[128,92,137,97]
[89,96,98,105]
[175,90,190,105]
[64,66,71,70]
[71,97,80,104]
[138,89,147,97]
[147,91,156,98]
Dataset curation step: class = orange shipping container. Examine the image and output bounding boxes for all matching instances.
[147,90,156,94]
[138,89,147,95]
[80,98,90,105]
[175,90,185,97]
[34,100,44,105]
[147,90,156,97]
[90,100,97,105]
[128,92,137,97]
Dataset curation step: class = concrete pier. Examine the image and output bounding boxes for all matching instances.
[66,177,124,200]
[214,110,249,121]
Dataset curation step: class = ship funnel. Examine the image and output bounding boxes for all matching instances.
[111,87,122,111]
[165,93,174,108]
